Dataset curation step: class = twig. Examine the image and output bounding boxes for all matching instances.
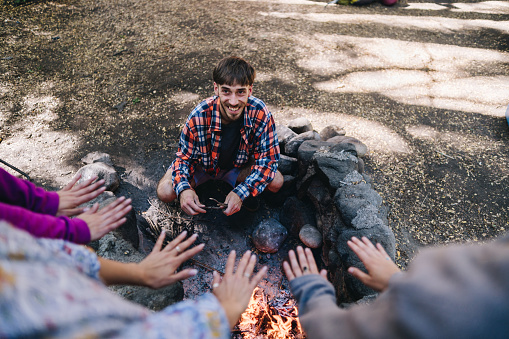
[190,258,225,275]
[436,151,454,159]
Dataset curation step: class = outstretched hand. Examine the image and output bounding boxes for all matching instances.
[283,246,328,282]
[57,173,106,216]
[77,196,132,241]
[347,236,401,292]
[212,250,267,329]
[138,230,204,289]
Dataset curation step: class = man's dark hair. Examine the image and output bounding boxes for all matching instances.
[213,56,256,86]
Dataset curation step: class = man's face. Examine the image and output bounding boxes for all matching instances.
[214,82,253,124]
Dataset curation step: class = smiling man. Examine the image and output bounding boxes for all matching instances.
[157,56,283,216]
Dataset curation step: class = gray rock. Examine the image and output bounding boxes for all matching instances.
[336,225,396,299]
[328,136,368,158]
[334,183,383,227]
[297,140,335,169]
[299,224,323,248]
[319,125,346,140]
[81,151,114,167]
[314,151,359,190]
[306,177,332,215]
[97,233,184,310]
[79,191,139,248]
[277,125,298,151]
[341,171,365,187]
[76,162,120,192]
[278,154,298,175]
[285,131,320,158]
[280,196,316,236]
[252,218,288,253]
[287,117,313,134]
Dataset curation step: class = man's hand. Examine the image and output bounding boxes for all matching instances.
[283,246,328,282]
[179,189,206,215]
[212,250,267,329]
[137,230,204,289]
[347,236,401,292]
[223,191,242,216]
[77,196,132,241]
[57,173,106,217]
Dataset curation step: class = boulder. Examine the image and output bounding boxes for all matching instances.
[278,154,298,176]
[299,224,323,248]
[287,117,313,134]
[81,151,114,167]
[279,196,316,236]
[328,136,368,158]
[252,218,288,253]
[319,125,346,141]
[76,162,120,192]
[285,131,320,158]
[277,125,298,150]
[314,151,359,190]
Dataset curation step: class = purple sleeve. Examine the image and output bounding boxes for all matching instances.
[0,167,59,215]
[0,202,91,244]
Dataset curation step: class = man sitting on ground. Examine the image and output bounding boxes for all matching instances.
[157,56,283,216]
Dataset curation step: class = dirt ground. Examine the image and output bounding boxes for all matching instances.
[1,0,508,270]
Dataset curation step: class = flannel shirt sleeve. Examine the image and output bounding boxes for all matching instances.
[171,115,199,197]
[233,106,280,200]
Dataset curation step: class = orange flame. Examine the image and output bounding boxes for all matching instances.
[238,287,303,339]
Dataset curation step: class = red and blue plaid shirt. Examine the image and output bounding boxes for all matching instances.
[171,96,280,201]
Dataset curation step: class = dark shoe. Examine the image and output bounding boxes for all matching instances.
[242,196,260,212]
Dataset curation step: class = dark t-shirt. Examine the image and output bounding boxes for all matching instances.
[218,118,243,171]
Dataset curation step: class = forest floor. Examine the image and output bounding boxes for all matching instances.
[1,0,508,269]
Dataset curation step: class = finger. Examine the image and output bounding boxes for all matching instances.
[163,231,188,252]
[236,251,252,277]
[376,243,392,259]
[153,230,167,252]
[176,243,205,263]
[244,254,257,279]
[283,261,295,281]
[98,197,126,214]
[320,269,328,279]
[249,265,267,288]
[288,250,302,277]
[173,233,198,254]
[348,266,371,284]
[63,173,82,190]
[296,246,309,273]
[61,207,85,216]
[348,239,369,260]
[305,248,319,274]
[212,270,222,290]
[86,203,100,214]
[171,268,198,282]
[224,250,236,277]
[361,236,377,250]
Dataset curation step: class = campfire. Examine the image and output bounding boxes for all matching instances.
[234,287,304,339]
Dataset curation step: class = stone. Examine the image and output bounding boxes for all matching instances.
[262,175,297,206]
[79,191,139,248]
[335,225,396,300]
[97,233,184,311]
[297,140,335,170]
[285,131,320,158]
[306,177,332,214]
[287,117,313,134]
[334,183,384,227]
[327,136,368,158]
[314,151,359,190]
[252,218,288,253]
[279,196,316,236]
[277,125,298,150]
[81,151,114,167]
[299,224,323,248]
[319,125,346,141]
[341,171,365,187]
[76,162,120,192]
[278,154,298,175]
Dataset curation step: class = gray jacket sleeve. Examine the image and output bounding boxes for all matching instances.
[290,236,509,339]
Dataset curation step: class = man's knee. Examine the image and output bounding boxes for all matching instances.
[157,170,177,203]
[267,171,284,193]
